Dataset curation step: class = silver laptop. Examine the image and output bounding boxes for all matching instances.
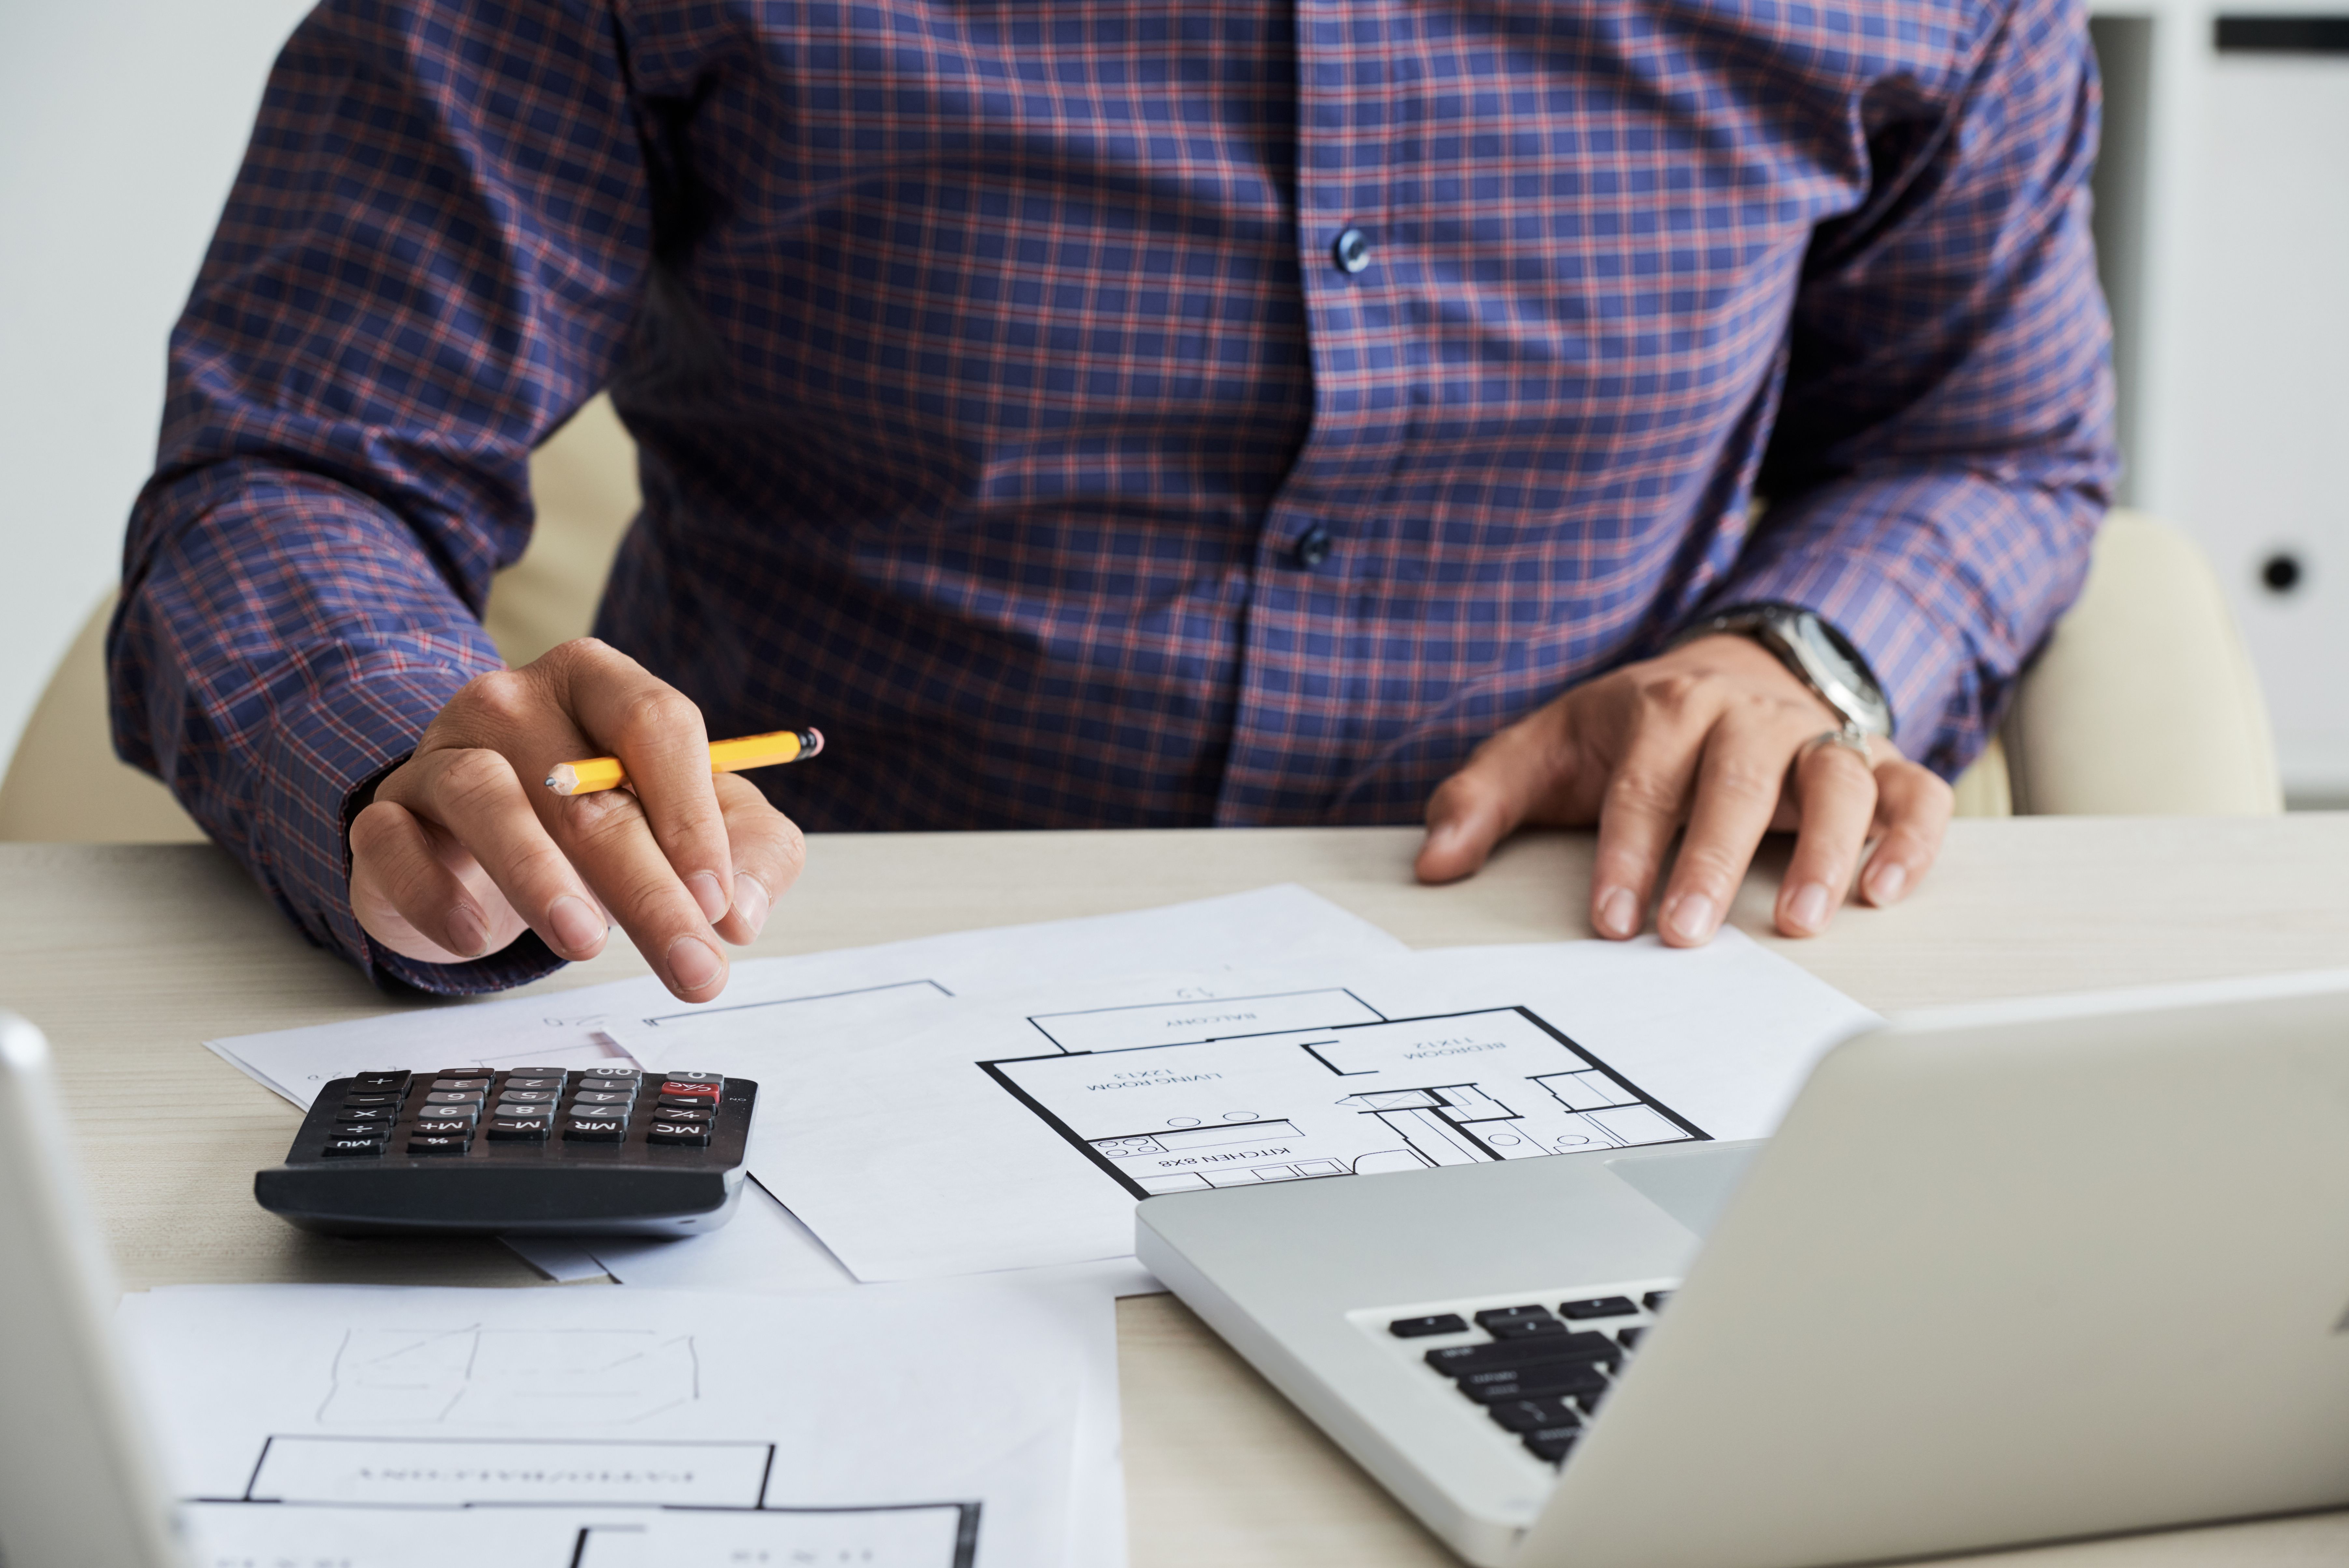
[1137,971,2349,1568]
[0,1013,186,1568]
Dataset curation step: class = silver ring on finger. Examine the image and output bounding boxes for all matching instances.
[1798,722,1877,767]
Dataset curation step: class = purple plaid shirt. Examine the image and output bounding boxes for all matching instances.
[112,0,2114,994]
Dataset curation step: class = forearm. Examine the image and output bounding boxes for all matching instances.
[110,463,563,993]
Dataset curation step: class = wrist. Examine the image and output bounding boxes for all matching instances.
[1668,604,1892,737]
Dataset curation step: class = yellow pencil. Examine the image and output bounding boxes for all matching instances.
[543,728,825,797]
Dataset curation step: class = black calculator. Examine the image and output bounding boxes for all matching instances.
[254,1066,758,1237]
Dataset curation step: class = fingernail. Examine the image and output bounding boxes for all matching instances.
[1597,887,1638,939]
[1665,892,1717,944]
[548,895,602,957]
[447,903,489,959]
[668,933,723,993]
[686,870,730,925]
[1786,881,1832,934]
[1868,859,1908,905]
[733,871,771,938]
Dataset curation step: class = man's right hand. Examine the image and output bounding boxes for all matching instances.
[348,639,806,1000]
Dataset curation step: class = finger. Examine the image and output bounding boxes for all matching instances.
[349,799,496,961]
[1860,758,1954,906]
[388,747,609,962]
[1654,717,1793,947]
[1416,724,1557,884]
[556,645,734,929]
[1774,740,1880,937]
[1588,708,1712,941]
[707,773,808,946]
[556,784,731,1000]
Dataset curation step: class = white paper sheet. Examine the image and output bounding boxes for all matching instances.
[613,930,1878,1280]
[121,1276,1120,1568]
[578,1181,1152,1568]
[206,884,1409,1109]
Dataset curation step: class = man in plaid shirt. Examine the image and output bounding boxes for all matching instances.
[112,0,2114,1000]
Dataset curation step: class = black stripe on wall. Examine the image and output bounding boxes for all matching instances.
[2215,15,2349,52]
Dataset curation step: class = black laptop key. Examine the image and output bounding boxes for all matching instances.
[1474,1304,1554,1331]
[1523,1426,1581,1464]
[1426,1332,1620,1376]
[1642,1289,1673,1312]
[1389,1313,1470,1339]
[1457,1363,1610,1403]
[1488,1316,1571,1341]
[1484,1396,1582,1433]
[1559,1295,1639,1320]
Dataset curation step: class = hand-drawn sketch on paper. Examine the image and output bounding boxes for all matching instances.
[318,1326,700,1426]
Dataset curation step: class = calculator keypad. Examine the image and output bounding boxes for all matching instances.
[306,1068,740,1160]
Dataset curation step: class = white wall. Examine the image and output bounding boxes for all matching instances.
[0,0,315,779]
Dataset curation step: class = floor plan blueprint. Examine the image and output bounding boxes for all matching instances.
[123,1279,1119,1568]
[984,991,1705,1199]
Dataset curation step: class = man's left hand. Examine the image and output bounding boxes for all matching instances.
[1414,634,1953,943]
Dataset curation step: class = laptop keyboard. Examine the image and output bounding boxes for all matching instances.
[1369,1282,1678,1467]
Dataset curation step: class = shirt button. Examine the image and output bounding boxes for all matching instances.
[1291,524,1334,570]
[1331,227,1371,275]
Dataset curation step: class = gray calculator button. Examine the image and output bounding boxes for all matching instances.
[571,1090,634,1107]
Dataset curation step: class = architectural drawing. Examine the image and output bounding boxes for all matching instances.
[196,1435,978,1567]
[985,997,1704,1198]
[319,1325,700,1426]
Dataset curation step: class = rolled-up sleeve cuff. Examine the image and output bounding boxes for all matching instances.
[263,652,568,996]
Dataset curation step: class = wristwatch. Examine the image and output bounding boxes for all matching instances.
[1670,604,1893,738]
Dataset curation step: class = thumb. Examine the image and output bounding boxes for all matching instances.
[1415,734,1551,884]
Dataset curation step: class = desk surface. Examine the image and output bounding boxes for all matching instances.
[7,818,2349,1567]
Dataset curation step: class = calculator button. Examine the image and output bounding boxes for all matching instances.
[424,1090,484,1106]
[1388,1314,1469,1338]
[501,1076,564,1091]
[321,1137,385,1157]
[339,1091,402,1108]
[650,1104,713,1124]
[662,1072,723,1085]
[430,1077,491,1091]
[505,1067,570,1077]
[328,1121,391,1139]
[406,1135,470,1154]
[577,1068,640,1082]
[646,1121,712,1146]
[571,1090,634,1107]
[413,1116,476,1136]
[658,1079,721,1096]
[656,1093,716,1110]
[563,1118,627,1142]
[487,1118,551,1140]
[333,1106,398,1123]
[496,1090,557,1105]
[351,1072,408,1089]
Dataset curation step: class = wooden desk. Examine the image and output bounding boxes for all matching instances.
[7,818,2349,1566]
